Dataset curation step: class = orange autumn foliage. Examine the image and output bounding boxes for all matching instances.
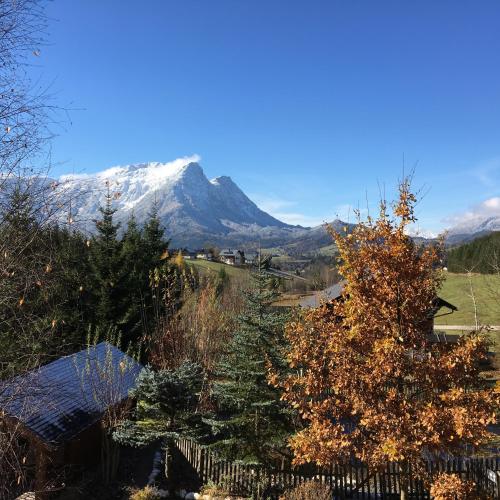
[429,473,479,500]
[277,180,499,494]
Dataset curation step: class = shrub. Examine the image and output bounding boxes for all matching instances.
[279,481,332,500]
[200,480,230,499]
[129,485,162,500]
[429,473,484,500]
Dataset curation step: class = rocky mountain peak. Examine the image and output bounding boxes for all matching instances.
[57,156,300,247]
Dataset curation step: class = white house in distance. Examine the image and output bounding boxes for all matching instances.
[196,249,214,261]
[219,249,245,266]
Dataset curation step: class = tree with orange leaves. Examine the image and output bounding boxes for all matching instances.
[277,180,498,499]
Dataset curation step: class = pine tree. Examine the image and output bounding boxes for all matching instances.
[141,204,169,334]
[143,203,168,268]
[0,188,93,374]
[209,256,293,465]
[0,186,52,374]
[47,227,94,349]
[447,231,500,274]
[113,361,205,483]
[89,186,126,329]
[120,214,148,344]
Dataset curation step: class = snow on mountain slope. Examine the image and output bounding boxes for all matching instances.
[449,216,500,235]
[445,197,500,245]
[59,156,305,247]
[446,216,500,245]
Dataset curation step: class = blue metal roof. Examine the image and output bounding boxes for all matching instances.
[0,342,143,445]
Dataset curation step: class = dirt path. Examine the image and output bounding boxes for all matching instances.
[435,325,500,330]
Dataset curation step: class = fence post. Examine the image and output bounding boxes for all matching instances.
[175,438,500,499]
[200,447,205,483]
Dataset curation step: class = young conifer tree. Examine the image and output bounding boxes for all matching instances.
[209,255,294,465]
[113,361,204,483]
[142,204,169,333]
[90,185,126,329]
[46,226,94,347]
[143,203,168,267]
[120,214,147,343]
[278,180,498,499]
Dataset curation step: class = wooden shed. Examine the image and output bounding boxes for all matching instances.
[0,342,143,499]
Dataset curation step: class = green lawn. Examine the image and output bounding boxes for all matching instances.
[315,244,338,256]
[187,259,249,279]
[435,272,500,326]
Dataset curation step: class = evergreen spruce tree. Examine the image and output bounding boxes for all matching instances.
[143,202,168,267]
[141,204,169,335]
[120,214,148,344]
[113,361,205,483]
[48,227,94,349]
[90,187,126,329]
[0,186,50,374]
[209,255,294,465]
[0,187,94,374]
[447,231,500,273]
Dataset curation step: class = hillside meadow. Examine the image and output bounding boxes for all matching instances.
[187,263,499,329]
[435,272,499,327]
[187,259,248,279]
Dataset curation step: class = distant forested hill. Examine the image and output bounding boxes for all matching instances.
[447,231,500,273]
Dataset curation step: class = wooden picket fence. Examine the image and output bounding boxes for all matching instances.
[176,438,500,499]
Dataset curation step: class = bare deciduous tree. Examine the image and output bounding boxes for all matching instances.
[75,331,139,485]
[0,1,64,496]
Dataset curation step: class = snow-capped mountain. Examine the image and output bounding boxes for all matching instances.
[59,156,307,247]
[443,197,500,245]
[446,216,500,245]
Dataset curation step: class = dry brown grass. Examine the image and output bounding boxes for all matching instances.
[279,481,332,500]
[128,485,162,500]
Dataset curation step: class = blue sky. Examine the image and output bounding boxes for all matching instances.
[36,0,500,233]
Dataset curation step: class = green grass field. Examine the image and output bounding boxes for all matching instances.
[315,244,338,256]
[435,272,500,326]
[188,266,498,326]
[262,244,338,258]
[436,273,500,362]
[187,259,249,279]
